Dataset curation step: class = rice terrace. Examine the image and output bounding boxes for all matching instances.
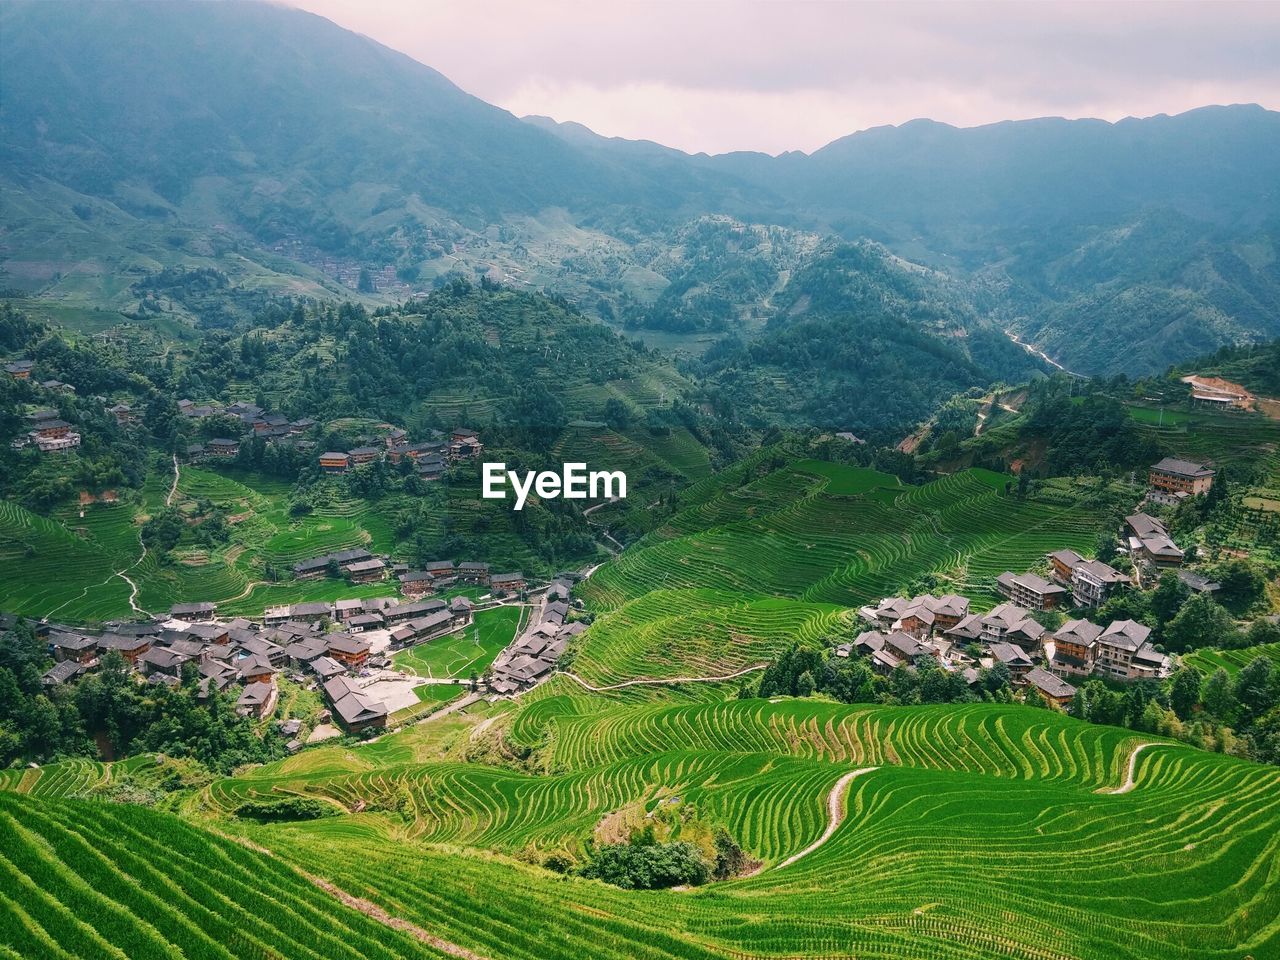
[4,2,1280,958]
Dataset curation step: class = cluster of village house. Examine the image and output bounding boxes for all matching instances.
[26,570,577,746]
[174,396,483,483]
[6,359,82,453]
[846,459,1221,706]
[288,547,527,595]
[488,578,581,694]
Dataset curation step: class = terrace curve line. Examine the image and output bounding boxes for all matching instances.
[774,767,877,870]
[558,664,767,691]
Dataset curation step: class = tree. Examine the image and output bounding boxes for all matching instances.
[1163,594,1239,652]
[1202,668,1236,721]
[1150,571,1190,629]
[1209,559,1267,614]
[795,670,816,697]
[1234,657,1277,726]
[1168,668,1202,720]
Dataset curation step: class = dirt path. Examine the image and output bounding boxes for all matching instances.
[1101,742,1157,795]
[559,663,766,692]
[304,873,490,960]
[774,767,877,870]
[166,453,180,506]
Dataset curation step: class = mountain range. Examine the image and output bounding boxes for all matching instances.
[3,0,1279,377]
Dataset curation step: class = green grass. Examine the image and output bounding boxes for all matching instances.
[392,606,523,680]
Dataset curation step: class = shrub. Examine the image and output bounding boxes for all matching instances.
[578,838,710,890]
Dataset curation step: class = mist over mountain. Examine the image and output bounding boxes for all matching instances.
[3,0,1279,376]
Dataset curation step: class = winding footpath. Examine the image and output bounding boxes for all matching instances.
[558,663,767,692]
[1101,742,1157,795]
[775,767,877,870]
[165,452,181,506]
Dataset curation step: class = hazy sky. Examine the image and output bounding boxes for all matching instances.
[282,1,1280,155]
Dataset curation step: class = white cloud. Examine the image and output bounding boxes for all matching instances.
[284,0,1280,154]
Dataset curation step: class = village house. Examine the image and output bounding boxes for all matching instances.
[289,601,333,624]
[1177,570,1222,595]
[203,442,239,460]
[1095,620,1171,681]
[333,598,365,621]
[490,572,525,594]
[1047,549,1084,584]
[236,680,278,720]
[398,571,435,598]
[42,660,84,687]
[979,603,1046,652]
[326,633,371,670]
[943,613,985,644]
[48,631,99,665]
[107,402,136,425]
[449,427,482,459]
[1024,667,1077,708]
[319,451,351,474]
[5,360,34,379]
[1148,457,1215,506]
[170,602,217,619]
[292,556,331,579]
[237,653,277,685]
[343,557,387,583]
[450,595,475,625]
[284,636,329,668]
[424,559,456,580]
[140,646,190,679]
[96,632,152,664]
[323,676,388,733]
[346,612,384,632]
[1050,619,1104,678]
[995,571,1068,611]
[1070,559,1129,608]
[349,445,382,466]
[389,609,455,648]
[1125,513,1185,567]
[988,641,1035,682]
[310,655,347,681]
[416,455,447,479]
[458,561,490,584]
[384,597,447,626]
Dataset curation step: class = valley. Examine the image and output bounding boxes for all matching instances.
[2,3,1280,958]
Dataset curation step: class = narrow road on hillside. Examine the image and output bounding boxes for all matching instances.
[582,497,620,517]
[775,767,877,870]
[1003,329,1082,377]
[166,453,181,506]
[558,663,767,692]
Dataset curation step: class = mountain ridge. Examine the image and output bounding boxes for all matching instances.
[3,0,1279,376]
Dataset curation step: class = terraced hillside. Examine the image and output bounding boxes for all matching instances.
[6,701,1277,960]
[0,454,608,621]
[1185,642,1280,677]
[571,461,1108,685]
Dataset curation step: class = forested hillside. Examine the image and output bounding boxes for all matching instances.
[4,1,1280,373]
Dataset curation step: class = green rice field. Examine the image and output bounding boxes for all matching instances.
[392,605,524,679]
